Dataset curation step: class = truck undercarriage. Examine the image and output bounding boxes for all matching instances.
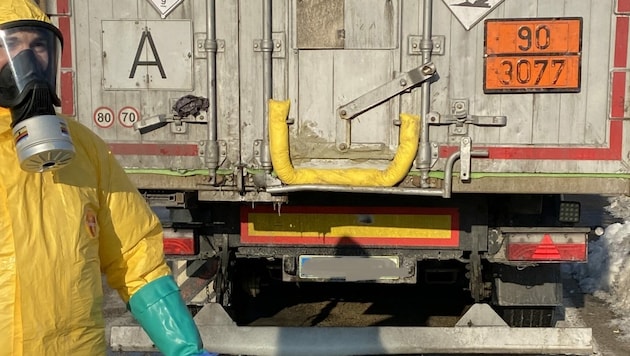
[111,191,595,355]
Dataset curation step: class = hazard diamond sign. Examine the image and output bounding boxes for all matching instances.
[147,0,185,19]
[442,0,505,30]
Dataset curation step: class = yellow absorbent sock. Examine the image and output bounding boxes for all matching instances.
[269,99,419,186]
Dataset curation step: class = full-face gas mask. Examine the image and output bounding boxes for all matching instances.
[0,20,74,172]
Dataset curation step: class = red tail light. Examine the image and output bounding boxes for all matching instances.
[505,230,588,262]
[163,228,196,255]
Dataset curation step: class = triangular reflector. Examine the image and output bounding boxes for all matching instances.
[531,234,561,259]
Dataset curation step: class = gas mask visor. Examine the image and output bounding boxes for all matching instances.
[0,20,75,173]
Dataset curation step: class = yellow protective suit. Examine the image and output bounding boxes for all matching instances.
[0,1,171,355]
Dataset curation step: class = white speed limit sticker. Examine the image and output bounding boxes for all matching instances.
[118,106,141,128]
[93,107,115,128]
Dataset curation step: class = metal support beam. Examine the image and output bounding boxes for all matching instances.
[111,303,593,355]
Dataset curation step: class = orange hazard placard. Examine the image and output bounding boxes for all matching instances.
[484,18,582,93]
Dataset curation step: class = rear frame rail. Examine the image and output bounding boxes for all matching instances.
[110,303,593,355]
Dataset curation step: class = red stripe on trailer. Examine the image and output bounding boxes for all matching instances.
[60,70,74,116]
[439,12,628,161]
[611,16,629,120]
[611,71,627,118]
[439,120,623,160]
[614,16,629,68]
[109,143,199,156]
[55,0,74,116]
[56,0,70,14]
[58,16,72,68]
[619,0,630,13]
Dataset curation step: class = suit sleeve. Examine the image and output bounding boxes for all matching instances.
[93,135,171,303]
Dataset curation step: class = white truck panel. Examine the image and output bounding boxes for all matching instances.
[54,0,630,193]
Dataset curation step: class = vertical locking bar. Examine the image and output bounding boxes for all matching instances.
[460,137,472,182]
[417,0,435,188]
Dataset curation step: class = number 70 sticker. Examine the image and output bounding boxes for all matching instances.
[118,106,141,128]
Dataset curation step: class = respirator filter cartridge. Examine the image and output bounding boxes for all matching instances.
[12,114,75,172]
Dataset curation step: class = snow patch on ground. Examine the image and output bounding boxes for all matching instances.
[569,195,630,341]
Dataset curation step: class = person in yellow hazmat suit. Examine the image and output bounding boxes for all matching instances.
[0,1,217,355]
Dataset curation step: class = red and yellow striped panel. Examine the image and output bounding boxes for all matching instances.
[240,206,459,247]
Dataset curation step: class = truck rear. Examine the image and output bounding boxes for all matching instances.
[43,0,630,354]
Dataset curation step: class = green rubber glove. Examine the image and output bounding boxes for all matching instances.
[128,275,209,356]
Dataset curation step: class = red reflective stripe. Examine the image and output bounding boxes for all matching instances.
[163,238,195,255]
[239,236,460,247]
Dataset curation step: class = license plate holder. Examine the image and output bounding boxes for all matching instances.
[298,255,404,281]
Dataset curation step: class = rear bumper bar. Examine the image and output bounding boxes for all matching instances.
[110,303,593,355]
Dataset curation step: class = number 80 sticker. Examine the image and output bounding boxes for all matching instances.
[118,106,141,128]
[93,107,115,128]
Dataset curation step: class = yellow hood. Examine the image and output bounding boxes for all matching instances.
[0,0,51,26]
[0,0,54,133]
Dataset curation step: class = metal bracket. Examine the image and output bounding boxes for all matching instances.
[194,33,225,59]
[408,35,446,56]
[142,191,189,207]
[218,141,227,166]
[253,32,285,58]
[425,99,507,137]
[430,142,440,167]
[170,120,188,134]
[252,139,263,167]
[337,62,437,120]
[134,113,209,135]
[199,140,227,168]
